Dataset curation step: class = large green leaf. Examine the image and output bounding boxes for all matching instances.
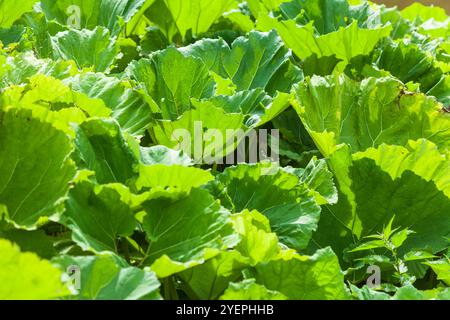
[1,74,110,118]
[246,0,285,17]
[253,247,349,300]
[425,258,450,286]
[0,229,57,259]
[393,285,450,300]
[0,0,37,28]
[178,251,249,300]
[346,38,450,105]
[401,3,448,24]
[152,98,245,163]
[373,40,445,93]
[0,51,77,88]
[278,0,375,35]
[126,47,215,121]
[292,75,450,156]
[41,0,146,34]
[0,107,76,229]
[140,188,238,277]
[51,27,119,72]
[151,89,289,162]
[231,209,280,265]
[181,30,302,94]
[145,0,237,41]
[316,140,450,257]
[62,179,137,253]
[52,253,161,300]
[0,239,70,299]
[257,17,391,68]
[211,163,321,251]
[134,164,213,197]
[73,118,139,184]
[67,73,153,136]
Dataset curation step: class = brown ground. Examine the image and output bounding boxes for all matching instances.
[373,0,450,13]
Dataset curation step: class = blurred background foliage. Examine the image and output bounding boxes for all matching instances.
[376,0,449,11]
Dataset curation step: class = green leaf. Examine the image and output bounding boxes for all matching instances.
[349,240,386,252]
[0,25,26,47]
[53,253,161,300]
[41,0,147,35]
[292,75,450,156]
[319,140,450,256]
[383,216,397,240]
[390,229,414,249]
[0,51,77,88]
[223,10,255,32]
[285,158,338,205]
[231,209,280,265]
[152,98,246,162]
[279,0,374,35]
[213,163,321,251]
[0,239,70,299]
[2,74,111,118]
[392,285,426,300]
[135,164,214,196]
[376,39,445,93]
[425,258,450,285]
[178,251,249,300]
[146,0,237,41]
[253,247,349,300]
[257,18,391,68]
[246,0,285,17]
[349,284,391,300]
[73,118,139,184]
[0,229,57,259]
[403,250,437,262]
[182,30,302,94]
[67,73,153,136]
[302,54,342,77]
[393,285,450,300]
[126,47,215,121]
[220,279,287,300]
[401,3,448,23]
[51,27,119,72]
[0,107,76,229]
[62,180,137,253]
[428,75,450,107]
[0,0,37,28]
[140,188,238,275]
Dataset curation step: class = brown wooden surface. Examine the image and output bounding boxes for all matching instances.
[373,0,450,12]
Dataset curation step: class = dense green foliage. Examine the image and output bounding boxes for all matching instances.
[0,0,449,300]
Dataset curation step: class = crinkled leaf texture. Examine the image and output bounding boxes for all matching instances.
[312,140,450,257]
[51,27,119,72]
[253,247,350,300]
[293,75,450,156]
[210,163,325,251]
[41,0,147,34]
